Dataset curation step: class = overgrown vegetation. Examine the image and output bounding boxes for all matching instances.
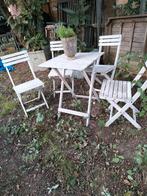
[62,0,90,51]
[113,0,140,16]
[0,93,16,117]
[4,0,48,50]
[0,45,147,195]
[116,52,147,117]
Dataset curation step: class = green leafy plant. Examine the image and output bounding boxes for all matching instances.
[22,138,41,163]
[71,100,82,111]
[138,87,147,117]
[25,33,48,51]
[97,119,105,128]
[36,111,44,124]
[62,0,90,28]
[112,154,124,164]
[56,25,76,39]
[62,0,90,51]
[134,144,147,167]
[6,0,47,50]
[125,167,139,188]
[113,0,140,16]
[116,52,145,79]
[0,93,16,117]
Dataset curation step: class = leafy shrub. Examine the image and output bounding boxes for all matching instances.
[56,25,76,39]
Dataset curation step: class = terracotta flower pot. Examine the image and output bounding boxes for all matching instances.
[61,36,77,58]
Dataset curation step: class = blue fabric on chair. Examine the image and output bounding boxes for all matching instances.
[0,59,15,72]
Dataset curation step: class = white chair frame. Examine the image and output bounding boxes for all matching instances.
[97,34,122,80]
[1,50,49,117]
[99,62,147,129]
[48,40,74,97]
[86,34,122,86]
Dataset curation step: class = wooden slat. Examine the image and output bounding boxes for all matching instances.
[127,82,131,100]
[100,79,107,98]
[122,81,127,100]
[99,42,121,46]
[1,50,27,59]
[118,80,123,99]
[109,80,115,98]
[105,79,111,97]
[2,54,28,63]
[113,80,119,99]
[2,58,29,67]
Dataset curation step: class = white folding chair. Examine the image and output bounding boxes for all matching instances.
[86,34,122,82]
[96,34,122,80]
[48,40,74,97]
[99,62,147,129]
[1,50,49,117]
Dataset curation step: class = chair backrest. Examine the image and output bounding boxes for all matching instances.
[132,61,147,103]
[50,40,64,58]
[1,50,36,87]
[98,34,122,68]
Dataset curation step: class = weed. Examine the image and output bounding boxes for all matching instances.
[10,123,29,135]
[36,111,44,123]
[138,88,147,117]
[97,119,105,128]
[0,100,16,116]
[71,99,83,111]
[126,168,139,188]
[22,138,41,163]
[112,154,124,164]
[134,144,147,167]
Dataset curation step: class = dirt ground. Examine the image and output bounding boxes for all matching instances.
[0,63,147,196]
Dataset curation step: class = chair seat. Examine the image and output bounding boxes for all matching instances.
[13,78,44,94]
[99,79,132,102]
[86,64,114,74]
[48,69,73,78]
[94,64,114,73]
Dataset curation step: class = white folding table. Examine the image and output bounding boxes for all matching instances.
[39,52,103,126]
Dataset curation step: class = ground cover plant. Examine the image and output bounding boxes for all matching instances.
[0,63,147,195]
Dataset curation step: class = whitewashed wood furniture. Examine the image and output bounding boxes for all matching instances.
[1,50,49,117]
[86,34,122,83]
[39,52,103,126]
[99,62,147,129]
[48,41,74,97]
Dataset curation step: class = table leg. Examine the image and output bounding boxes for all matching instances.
[54,68,76,98]
[83,71,99,100]
[58,69,65,118]
[86,68,96,126]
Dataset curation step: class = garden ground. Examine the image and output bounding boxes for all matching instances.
[0,63,147,195]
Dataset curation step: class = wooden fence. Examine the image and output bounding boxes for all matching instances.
[106,14,147,55]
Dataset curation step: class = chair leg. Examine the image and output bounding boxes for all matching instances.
[40,91,49,109]
[58,70,65,118]
[52,79,56,97]
[109,105,114,119]
[71,77,74,96]
[17,94,28,117]
[38,90,41,99]
[86,70,96,126]
[106,100,141,129]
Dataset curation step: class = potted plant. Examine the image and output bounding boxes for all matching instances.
[25,33,50,71]
[56,25,77,58]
